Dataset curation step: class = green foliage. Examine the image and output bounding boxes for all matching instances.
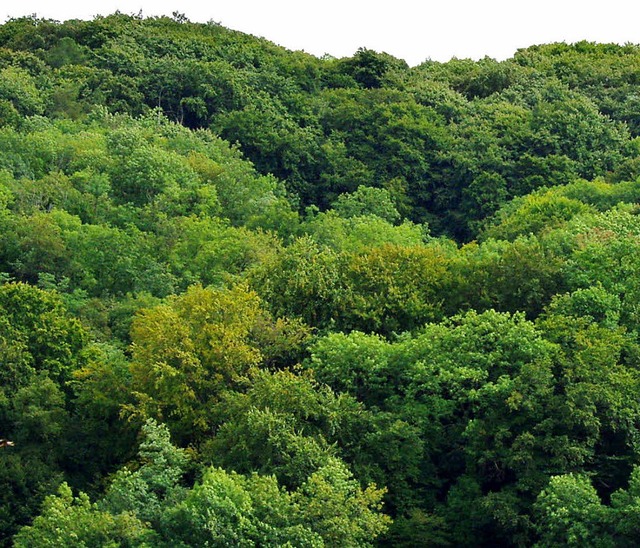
[167,215,283,288]
[0,66,46,122]
[0,452,63,543]
[163,460,391,547]
[309,307,640,544]
[336,48,408,89]
[481,191,596,241]
[1,15,637,238]
[332,185,401,223]
[533,474,615,547]
[293,457,390,546]
[13,419,183,547]
[14,483,153,548]
[0,283,92,540]
[204,369,343,487]
[3,13,640,547]
[164,467,324,547]
[65,343,139,485]
[0,282,87,388]
[46,37,88,68]
[101,419,189,528]
[455,235,567,317]
[250,236,345,328]
[16,417,390,547]
[341,243,453,333]
[514,42,640,136]
[127,284,310,442]
[609,466,640,541]
[303,210,426,253]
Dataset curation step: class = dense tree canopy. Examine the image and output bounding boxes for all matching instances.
[1,12,640,547]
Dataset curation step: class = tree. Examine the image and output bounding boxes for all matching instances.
[332,185,401,223]
[204,369,357,487]
[0,66,46,120]
[534,474,614,547]
[480,190,595,242]
[101,419,189,527]
[293,457,390,547]
[250,236,346,328]
[128,284,309,442]
[336,48,408,89]
[162,467,324,547]
[13,483,153,548]
[0,283,89,541]
[13,419,181,547]
[0,282,87,388]
[302,210,426,254]
[0,451,63,543]
[341,243,453,334]
[167,215,282,288]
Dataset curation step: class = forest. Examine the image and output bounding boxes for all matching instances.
[1,11,640,546]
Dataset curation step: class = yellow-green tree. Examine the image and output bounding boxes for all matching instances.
[128,284,309,442]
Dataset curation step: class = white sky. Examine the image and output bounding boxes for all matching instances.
[2,1,640,66]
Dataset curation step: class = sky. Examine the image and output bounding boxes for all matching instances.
[2,1,640,66]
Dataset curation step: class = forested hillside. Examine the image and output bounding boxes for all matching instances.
[1,12,640,546]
